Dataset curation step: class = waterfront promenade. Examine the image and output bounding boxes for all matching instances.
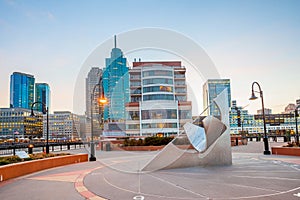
[0,141,299,200]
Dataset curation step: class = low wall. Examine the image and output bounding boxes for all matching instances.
[271,147,300,156]
[0,154,88,182]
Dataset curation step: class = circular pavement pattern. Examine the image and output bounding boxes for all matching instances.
[0,142,300,200]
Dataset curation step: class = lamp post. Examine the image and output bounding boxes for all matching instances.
[90,77,107,161]
[295,105,299,144]
[31,102,49,154]
[249,81,271,155]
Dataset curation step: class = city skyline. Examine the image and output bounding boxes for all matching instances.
[1,0,299,115]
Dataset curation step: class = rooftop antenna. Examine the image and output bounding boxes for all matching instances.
[114,35,117,48]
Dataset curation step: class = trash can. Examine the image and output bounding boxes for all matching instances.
[106,143,111,151]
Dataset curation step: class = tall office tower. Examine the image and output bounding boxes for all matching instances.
[102,35,129,121]
[203,79,231,116]
[10,72,35,109]
[125,61,192,137]
[85,67,102,138]
[86,67,102,117]
[35,83,50,112]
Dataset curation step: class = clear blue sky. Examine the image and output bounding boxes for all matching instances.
[0,0,300,114]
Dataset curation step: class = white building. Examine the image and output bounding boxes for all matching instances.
[125,61,192,137]
[43,111,80,141]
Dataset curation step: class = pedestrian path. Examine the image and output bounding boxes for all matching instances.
[0,142,299,200]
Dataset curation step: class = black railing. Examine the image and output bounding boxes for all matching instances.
[0,142,86,156]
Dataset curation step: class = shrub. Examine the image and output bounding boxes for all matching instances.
[0,153,71,166]
[284,142,300,147]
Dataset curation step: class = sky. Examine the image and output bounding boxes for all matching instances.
[0,0,300,115]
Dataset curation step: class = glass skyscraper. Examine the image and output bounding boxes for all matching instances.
[102,36,129,121]
[203,79,231,116]
[35,83,50,112]
[10,72,35,109]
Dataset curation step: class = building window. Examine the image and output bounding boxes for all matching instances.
[142,70,173,77]
[126,111,140,120]
[142,78,173,85]
[179,110,192,119]
[143,94,174,101]
[142,123,177,129]
[143,86,173,93]
[141,109,177,120]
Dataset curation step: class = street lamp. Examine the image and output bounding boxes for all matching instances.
[90,77,107,161]
[31,102,49,154]
[249,81,271,155]
[295,105,300,144]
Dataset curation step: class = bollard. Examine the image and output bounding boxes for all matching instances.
[28,144,34,154]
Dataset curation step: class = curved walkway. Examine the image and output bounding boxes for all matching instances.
[0,142,300,200]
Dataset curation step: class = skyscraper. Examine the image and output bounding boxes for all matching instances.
[85,67,102,138]
[102,35,129,121]
[10,72,35,109]
[35,83,50,112]
[203,79,231,116]
[86,67,102,117]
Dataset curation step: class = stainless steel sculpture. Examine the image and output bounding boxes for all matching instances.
[142,89,232,171]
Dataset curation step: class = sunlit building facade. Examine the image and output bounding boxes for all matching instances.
[0,108,43,139]
[44,111,80,141]
[125,61,192,137]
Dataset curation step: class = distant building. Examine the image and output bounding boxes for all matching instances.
[35,83,51,112]
[10,72,35,109]
[296,99,300,107]
[0,108,43,139]
[229,100,252,129]
[78,115,89,140]
[257,108,272,115]
[203,79,231,116]
[282,103,296,114]
[86,67,102,117]
[125,61,192,137]
[44,111,80,141]
[85,67,102,138]
[102,35,129,121]
[229,101,297,136]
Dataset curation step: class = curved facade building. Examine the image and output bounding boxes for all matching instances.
[126,61,192,137]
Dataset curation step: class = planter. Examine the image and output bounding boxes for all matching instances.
[0,154,88,182]
[271,147,300,156]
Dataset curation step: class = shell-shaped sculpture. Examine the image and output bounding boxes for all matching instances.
[142,89,232,171]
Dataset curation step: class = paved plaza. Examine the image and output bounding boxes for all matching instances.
[0,141,300,200]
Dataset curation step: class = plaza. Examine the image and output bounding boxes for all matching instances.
[0,141,299,200]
